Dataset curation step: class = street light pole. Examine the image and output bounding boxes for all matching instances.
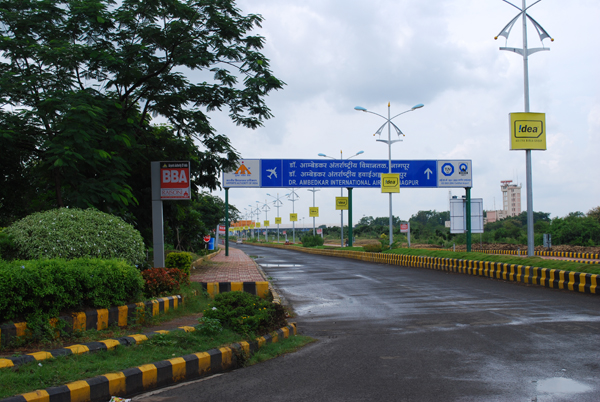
[267,192,288,243]
[354,103,424,248]
[319,150,364,247]
[259,199,270,240]
[287,188,299,243]
[307,188,320,236]
[495,0,553,257]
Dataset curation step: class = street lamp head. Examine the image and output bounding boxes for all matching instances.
[354,106,367,112]
[318,153,326,157]
[356,150,364,155]
[411,103,424,110]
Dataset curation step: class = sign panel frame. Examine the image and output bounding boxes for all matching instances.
[381,173,400,193]
[160,161,191,200]
[223,159,472,189]
[509,112,547,150]
[336,197,349,210]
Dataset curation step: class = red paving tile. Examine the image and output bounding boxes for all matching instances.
[190,247,265,282]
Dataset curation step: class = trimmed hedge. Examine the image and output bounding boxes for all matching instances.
[4,208,145,265]
[0,258,144,323]
[165,252,193,275]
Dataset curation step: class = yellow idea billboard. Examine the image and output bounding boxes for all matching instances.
[381,173,400,193]
[290,213,298,222]
[509,112,546,150]
[275,217,282,224]
[336,197,348,210]
[309,207,319,217]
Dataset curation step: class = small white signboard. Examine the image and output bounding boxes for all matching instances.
[437,160,472,188]
[450,198,483,234]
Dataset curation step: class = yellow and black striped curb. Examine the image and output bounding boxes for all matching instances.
[191,248,221,269]
[426,248,599,261]
[0,296,183,348]
[200,282,270,299]
[253,244,599,295]
[0,323,297,402]
[0,325,199,370]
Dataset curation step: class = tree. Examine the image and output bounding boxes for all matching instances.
[587,206,600,223]
[0,0,283,221]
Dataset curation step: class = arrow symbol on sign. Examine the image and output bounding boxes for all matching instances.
[424,168,433,179]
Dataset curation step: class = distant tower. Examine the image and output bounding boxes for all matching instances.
[501,180,522,217]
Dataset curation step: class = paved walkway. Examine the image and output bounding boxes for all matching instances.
[190,247,265,282]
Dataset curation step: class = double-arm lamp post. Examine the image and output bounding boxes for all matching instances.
[495,0,553,257]
[354,103,424,248]
[267,192,288,243]
[318,150,364,247]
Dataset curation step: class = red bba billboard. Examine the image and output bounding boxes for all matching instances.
[160,161,191,200]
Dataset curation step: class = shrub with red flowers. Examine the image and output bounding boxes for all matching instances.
[142,267,190,297]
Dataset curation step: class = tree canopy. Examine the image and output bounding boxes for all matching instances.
[0,0,283,233]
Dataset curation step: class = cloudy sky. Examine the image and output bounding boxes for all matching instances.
[206,0,599,228]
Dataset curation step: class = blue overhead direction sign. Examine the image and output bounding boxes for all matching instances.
[223,159,472,188]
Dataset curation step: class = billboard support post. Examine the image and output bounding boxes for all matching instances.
[225,188,229,257]
[151,162,165,268]
[466,187,472,252]
[347,188,353,247]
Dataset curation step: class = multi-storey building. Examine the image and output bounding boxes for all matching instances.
[501,180,522,217]
[485,180,522,223]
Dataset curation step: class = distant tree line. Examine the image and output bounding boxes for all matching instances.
[322,207,600,247]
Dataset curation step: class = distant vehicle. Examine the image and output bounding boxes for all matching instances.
[236,239,242,244]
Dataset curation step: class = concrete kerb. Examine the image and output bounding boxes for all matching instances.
[0,296,184,348]
[250,243,599,295]
[0,323,297,402]
[190,247,221,270]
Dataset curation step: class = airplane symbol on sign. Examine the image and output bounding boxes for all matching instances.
[267,167,277,179]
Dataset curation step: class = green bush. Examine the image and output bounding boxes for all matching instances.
[165,252,193,275]
[202,291,286,335]
[300,234,324,247]
[0,258,144,323]
[0,229,17,261]
[4,208,145,265]
[363,243,382,253]
[142,267,190,297]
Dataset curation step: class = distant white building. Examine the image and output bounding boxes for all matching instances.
[486,180,522,223]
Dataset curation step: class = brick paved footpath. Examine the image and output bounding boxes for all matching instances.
[190,247,266,283]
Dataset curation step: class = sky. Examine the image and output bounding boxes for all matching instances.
[203,0,600,228]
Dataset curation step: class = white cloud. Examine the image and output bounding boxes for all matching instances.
[206,0,600,226]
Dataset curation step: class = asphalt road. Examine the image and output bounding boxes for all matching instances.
[134,245,600,402]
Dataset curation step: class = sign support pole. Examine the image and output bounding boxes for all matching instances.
[466,187,472,252]
[151,162,165,268]
[347,188,353,247]
[225,188,229,257]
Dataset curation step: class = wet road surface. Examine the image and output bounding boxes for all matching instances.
[136,245,600,402]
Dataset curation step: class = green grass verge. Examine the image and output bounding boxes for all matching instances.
[0,329,238,398]
[1,283,211,351]
[244,335,315,366]
[0,325,312,398]
[383,248,600,275]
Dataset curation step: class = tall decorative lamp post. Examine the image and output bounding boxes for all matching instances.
[354,103,424,248]
[495,0,553,257]
[259,199,271,240]
[287,189,300,243]
[319,150,364,247]
[307,188,320,236]
[267,192,288,243]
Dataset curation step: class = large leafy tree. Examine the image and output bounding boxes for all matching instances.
[0,0,283,224]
